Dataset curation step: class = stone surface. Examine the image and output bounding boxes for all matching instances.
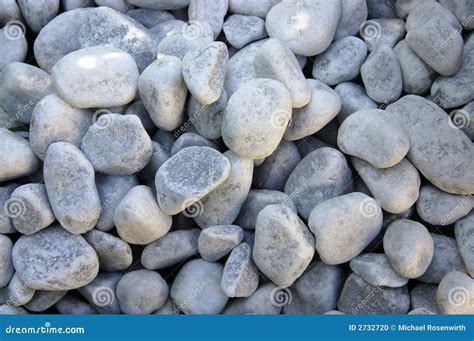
[188,0,228,38]
[187,90,227,140]
[455,212,474,277]
[223,14,266,49]
[24,290,67,312]
[198,225,244,262]
[334,82,377,123]
[436,271,474,314]
[0,24,28,69]
[350,253,408,287]
[359,19,405,52]
[0,184,19,234]
[18,0,59,33]
[223,282,281,314]
[334,0,367,39]
[78,272,122,314]
[0,234,14,287]
[171,133,219,156]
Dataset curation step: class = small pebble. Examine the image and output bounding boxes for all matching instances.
[198,225,244,262]
[436,271,474,314]
[455,212,474,277]
[0,234,14,287]
[223,14,266,49]
[350,253,409,287]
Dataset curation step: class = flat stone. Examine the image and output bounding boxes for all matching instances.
[198,225,244,262]
[223,282,281,314]
[436,271,474,314]
[18,0,59,33]
[12,226,99,290]
[350,253,408,287]
[308,192,383,265]
[455,212,474,277]
[253,204,315,288]
[223,14,266,49]
[0,234,14,287]
[187,90,227,139]
[44,142,101,234]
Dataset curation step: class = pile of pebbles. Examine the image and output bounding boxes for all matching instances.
[0,0,473,315]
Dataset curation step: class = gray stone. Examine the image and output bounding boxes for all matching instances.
[30,94,92,160]
[223,14,266,49]
[12,226,99,290]
[155,146,231,215]
[0,129,40,182]
[361,44,403,104]
[8,272,35,306]
[62,0,94,10]
[0,234,14,287]
[350,253,408,287]
[312,37,367,86]
[187,90,227,139]
[338,273,410,314]
[0,62,54,123]
[138,142,169,181]
[188,0,228,38]
[439,0,474,29]
[127,8,175,28]
[123,101,156,134]
[84,229,133,272]
[235,189,297,230]
[142,229,200,270]
[417,185,473,226]
[308,192,383,265]
[334,0,367,39]
[352,157,420,213]
[455,212,474,277]
[44,142,101,234]
[171,133,219,156]
[24,290,67,312]
[265,0,341,56]
[334,82,377,124]
[222,78,292,159]
[55,294,96,314]
[18,0,59,33]
[366,0,398,19]
[0,25,28,68]
[117,270,169,314]
[285,147,353,220]
[198,225,244,261]
[79,272,121,314]
[138,56,187,131]
[153,299,177,314]
[387,95,474,195]
[128,0,190,10]
[359,19,405,52]
[228,0,280,18]
[152,130,176,155]
[221,242,259,298]
[436,271,474,314]
[253,204,315,287]
[0,184,19,234]
[394,0,433,19]
[0,0,22,25]
[284,79,341,141]
[410,283,439,313]
[223,282,281,314]
[8,183,55,235]
[253,140,301,191]
[194,151,253,228]
[94,0,129,12]
[149,19,185,40]
[418,234,467,284]
[454,102,474,140]
[81,114,152,175]
[383,219,434,279]
[171,259,228,314]
[254,39,310,108]
[114,185,172,245]
[0,305,28,314]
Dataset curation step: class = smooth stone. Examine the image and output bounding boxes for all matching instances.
[253,140,301,191]
[198,225,244,261]
[152,130,176,155]
[352,157,420,214]
[418,234,467,284]
[0,62,54,123]
[308,192,383,265]
[117,270,169,314]
[235,189,297,230]
[84,229,133,272]
[359,19,405,52]
[12,226,99,290]
[387,95,474,195]
[223,14,267,49]
[0,305,28,314]
[350,253,408,287]
[439,0,474,29]
[334,0,367,39]
[187,90,227,139]
[171,133,219,156]
[265,0,341,56]
[334,82,378,123]
[367,0,398,18]
[95,174,138,232]
[312,37,367,86]
[0,234,14,287]
[114,185,172,245]
[24,290,67,312]
[81,114,152,175]
[0,25,28,68]
[78,272,122,314]
[44,142,101,234]
[221,242,259,298]
[455,212,474,277]
[228,0,280,18]
[361,44,402,104]
[8,183,55,235]
[383,219,434,278]
[55,294,96,314]
[52,46,139,109]
[122,100,156,134]
[188,0,228,38]
[284,147,353,220]
[0,184,19,234]
[127,0,189,10]
[171,259,228,314]
[155,146,231,215]
[410,283,439,313]
[33,8,92,72]
[194,150,253,228]
[138,142,169,181]
[295,262,344,313]
[394,39,436,95]
[338,109,410,168]
[417,185,473,226]
[254,38,310,108]
[394,0,434,19]
[436,271,474,314]
[127,8,174,27]
[30,94,92,160]
[153,299,177,315]
[138,55,187,131]
[284,79,341,141]
[149,19,185,40]
[338,273,410,314]
[62,0,94,10]
[0,0,22,25]
[222,78,292,159]
[406,2,463,76]
[8,272,35,306]
[0,129,40,182]
[18,0,59,33]
[141,229,200,270]
[253,204,315,288]
[223,282,281,314]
